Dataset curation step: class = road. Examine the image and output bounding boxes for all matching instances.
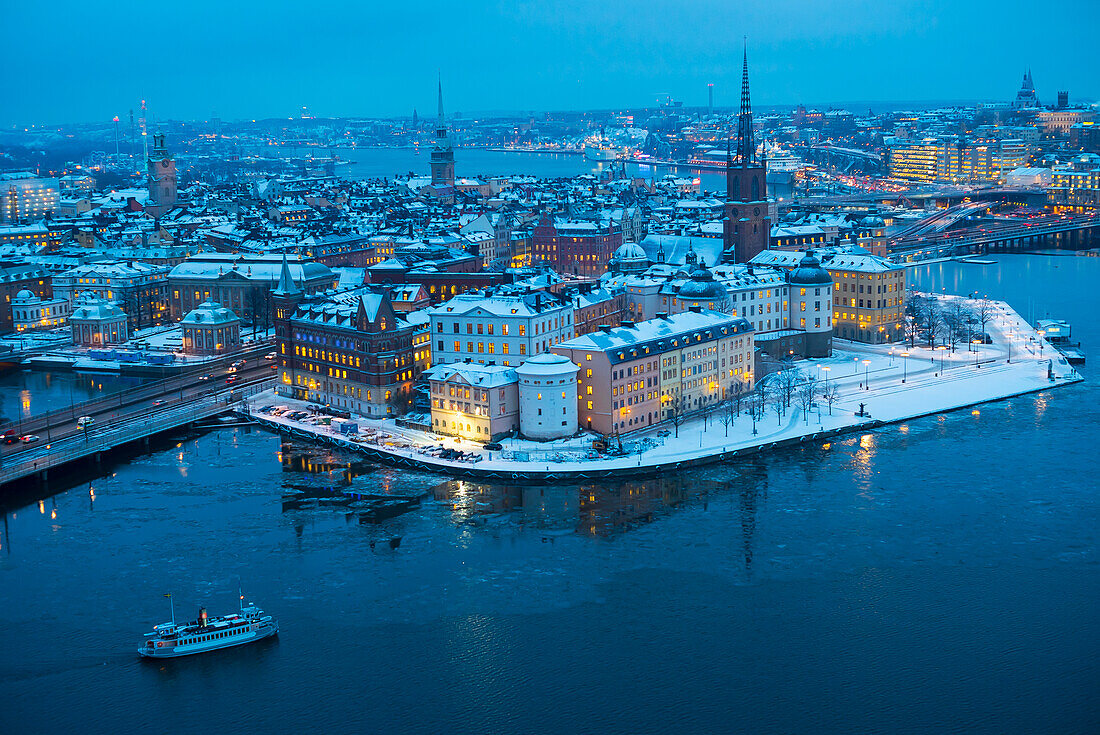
[1,356,279,462]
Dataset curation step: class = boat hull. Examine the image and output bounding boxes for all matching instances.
[138,621,278,658]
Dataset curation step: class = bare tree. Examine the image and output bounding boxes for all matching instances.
[973,297,994,341]
[666,393,686,438]
[797,373,821,423]
[943,300,971,353]
[904,313,921,348]
[775,367,802,411]
[730,380,745,417]
[720,395,736,437]
[924,300,944,349]
[701,395,716,430]
[822,381,841,416]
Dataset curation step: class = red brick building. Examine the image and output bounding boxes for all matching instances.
[531,214,622,277]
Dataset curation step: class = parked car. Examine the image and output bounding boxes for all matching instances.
[484,442,503,451]
[263,352,277,361]
[20,434,40,444]
[76,416,95,428]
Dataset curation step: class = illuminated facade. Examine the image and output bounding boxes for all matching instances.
[426,362,519,442]
[553,308,755,436]
[0,173,59,224]
[52,260,170,329]
[274,265,419,418]
[888,137,1028,184]
[11,288,68,332]
[181,301,241,355]
[531,214,623,277]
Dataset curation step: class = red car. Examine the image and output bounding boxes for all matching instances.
[226,376,238,385]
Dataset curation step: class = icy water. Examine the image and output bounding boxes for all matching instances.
[310,145,739,195]
[0,370,147,426]
[1,254,1097,734]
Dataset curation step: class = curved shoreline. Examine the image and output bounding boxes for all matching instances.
[244,375,1080,483]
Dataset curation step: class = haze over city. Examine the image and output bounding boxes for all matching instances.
[3,0,1098,125]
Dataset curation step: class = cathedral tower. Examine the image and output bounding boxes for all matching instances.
[723,43,770,264]
[430,78,456,187]
[147,131,177,212]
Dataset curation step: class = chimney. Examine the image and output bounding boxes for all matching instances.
[599,324,613,333]
[620,319,635,328]
[689,305,702,313]
[656,311,669,320]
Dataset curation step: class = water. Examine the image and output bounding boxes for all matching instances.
[307,146,740,195]
[0,370,147,426]
[1,254,1097,734]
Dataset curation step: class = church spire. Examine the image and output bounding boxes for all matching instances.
[437,73,445,125]
[273,251,301,296]
[736,38,756,167]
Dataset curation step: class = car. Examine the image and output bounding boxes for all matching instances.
[225,376,238,385]
[20,435,40,444]
[2,430,17,445]
[197,374,211,381]
[152,399,168,407]
[226,366,237,374]
[270,362,279,370]
[76,416,95,428]
[232,359,247,367]
[483,442,503,451]
[263,352,277,361]
[657,430,671,438]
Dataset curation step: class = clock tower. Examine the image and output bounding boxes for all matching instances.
[147,131,177,214]
[723,43,770,263]
[430,78,456,188]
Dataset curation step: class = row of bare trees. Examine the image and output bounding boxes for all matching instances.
[905,293,995,353]
[663,365,845,439]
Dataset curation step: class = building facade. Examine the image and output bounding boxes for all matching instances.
[0,173,59,224]
[69,297,128,346]
[553,308,755,436]
[515,352,579,441]
[11,288,68,332]
[181,301,241,355]
[426,363,519,442]
[428,289,574,367]
[52,260,170,329]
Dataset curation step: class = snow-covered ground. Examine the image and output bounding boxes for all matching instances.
[244,296,1082,477]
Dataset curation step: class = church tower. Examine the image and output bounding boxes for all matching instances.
[430,78,456,187]
[147,131,177,212]
[272,253,304,397]
[723,43,770,264]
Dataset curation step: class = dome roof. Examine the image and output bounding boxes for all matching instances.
[13,289,37,302]
[181,301,240,326]
[789,251,833,286]
[70,296,125,322]
[516,352,579,377]
[860,215,885,227]
[612,242,647,262]
[677,264,724,299]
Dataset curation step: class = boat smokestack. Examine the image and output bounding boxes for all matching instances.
[199,607,208,627]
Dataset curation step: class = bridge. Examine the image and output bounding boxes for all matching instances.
[889,212,1100,261]
[0,372,276,491]
[790,144,883,175]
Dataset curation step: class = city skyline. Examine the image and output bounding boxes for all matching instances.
[3,0,1098,127]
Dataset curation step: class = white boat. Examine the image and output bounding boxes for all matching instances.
[138,591,278,658]
[584,144,617,161]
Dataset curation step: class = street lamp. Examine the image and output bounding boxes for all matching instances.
[821,365,830,391]
[901,351,909,383]
[862,359,871,389]
[1037,329,1045,357]
[936,345,948,374]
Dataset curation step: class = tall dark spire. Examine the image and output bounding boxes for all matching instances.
[736,39,756,167]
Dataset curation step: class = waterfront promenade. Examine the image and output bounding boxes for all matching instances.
[243,297,1081,481]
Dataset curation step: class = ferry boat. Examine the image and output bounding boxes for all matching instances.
[138,592,278,658]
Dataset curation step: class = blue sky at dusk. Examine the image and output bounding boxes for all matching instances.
[3,0,1097,125]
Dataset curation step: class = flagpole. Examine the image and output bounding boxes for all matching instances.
[169,593,175,625]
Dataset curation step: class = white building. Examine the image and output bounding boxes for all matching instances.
[428,289,574,367]
[11,288,69,332]
[0,173,60,223]
[425,362,519,442]
[69,297,128,347]
[515,353,580,441]
[181,301,241,355]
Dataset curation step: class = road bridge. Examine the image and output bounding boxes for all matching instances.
[889,213,1100,261]
[0,374,275,491]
